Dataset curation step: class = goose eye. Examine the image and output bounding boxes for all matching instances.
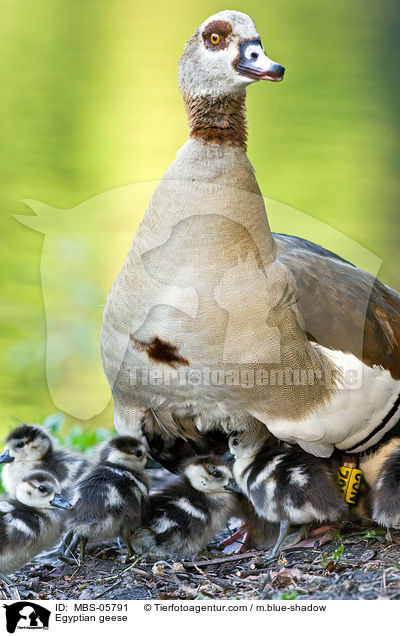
[210,33,221,45]
[211,470,222,478]
[15,442,24,449]
[38,485,47,493]
[135,450,143,458]
[232,439,239,447]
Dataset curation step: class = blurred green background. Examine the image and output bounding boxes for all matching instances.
[0,0,399,440]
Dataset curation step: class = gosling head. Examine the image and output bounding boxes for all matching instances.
[178,10,284,99]
[183,455,232,493]
[228,422,270,460]
[0,425,52,465]
[15,470,72,510]
[100,436,159,472]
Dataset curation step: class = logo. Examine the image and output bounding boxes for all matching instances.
[3,602,51,633]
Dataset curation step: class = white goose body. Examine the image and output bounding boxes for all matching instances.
[101,10,400,461]
[265,349,400,457]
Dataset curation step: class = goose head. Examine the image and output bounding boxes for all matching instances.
[0,425,52,465]
[100,435,160,471]
[183,455,232,493]
[15,470,72,510]
[178,10,284,99]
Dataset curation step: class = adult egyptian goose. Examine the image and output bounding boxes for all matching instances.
[101,12,400,476]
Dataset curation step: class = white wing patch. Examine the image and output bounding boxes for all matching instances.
[7,517,36,537]
[253,456,283,487]
[152,514,178,534]
[0,501,14,513]
[288,467,309,487]
[131,477,148,498]
[265,349,400,457]
[174,498,207,521]
[107,485,123,507]
[283,499,322,524]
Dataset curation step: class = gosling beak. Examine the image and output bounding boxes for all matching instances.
[235,39,285,82]
[224,480,242,495]
[0,450,14,464]
[221,451,235,463]
[50,493,73,510]
[145,456,162,469]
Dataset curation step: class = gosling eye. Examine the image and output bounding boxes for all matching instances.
[211,470,222,479]
[15,442,24,449]
[135,450,143,458]
[232,439,239,447]
[38,485,47,493]
[210,33,221,45]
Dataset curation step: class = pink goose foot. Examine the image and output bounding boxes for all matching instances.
[292,522,342,549]
[219,524,256,554]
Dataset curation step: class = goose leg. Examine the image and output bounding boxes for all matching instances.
[41,531,75,563]
[59,533,80,562]
[269,520,290,558]
[65,533,80,556]
[385,527,400,543]
[62,529,74,550]
[80,536,88,560]
[121,533,135,562]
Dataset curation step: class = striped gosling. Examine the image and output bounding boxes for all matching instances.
[132,455,237,556]
[0,471,71,583]
[227,424,346,556]
[371,445,400,540]
[65,436,156,560]
[0,424,91,497]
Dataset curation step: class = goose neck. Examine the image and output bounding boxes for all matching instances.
[183,92,247,150]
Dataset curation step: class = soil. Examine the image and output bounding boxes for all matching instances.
[2,519,400,602]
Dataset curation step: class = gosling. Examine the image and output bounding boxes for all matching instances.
[132,455,237,556]
[0,470,72,582]
[226,423,346,557]
[0,424,91,497]
[65,436,154,560]
[371,445,400,541]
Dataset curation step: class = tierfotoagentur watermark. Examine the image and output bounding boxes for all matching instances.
[129,365,361,389]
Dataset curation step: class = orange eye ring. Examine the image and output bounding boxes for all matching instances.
[210,33,221,45]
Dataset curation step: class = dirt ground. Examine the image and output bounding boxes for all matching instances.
[2,519,400,602]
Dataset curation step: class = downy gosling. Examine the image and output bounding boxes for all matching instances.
[371,445,400,540]
[0,424,91,497]
[132,455,238,556]
[0,470,72,582]
[226,423,346,557]
[65,436,156,560]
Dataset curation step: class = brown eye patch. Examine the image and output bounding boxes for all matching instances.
[202,20,232,51]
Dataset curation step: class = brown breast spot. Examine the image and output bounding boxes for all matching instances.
[131,335,189,368]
